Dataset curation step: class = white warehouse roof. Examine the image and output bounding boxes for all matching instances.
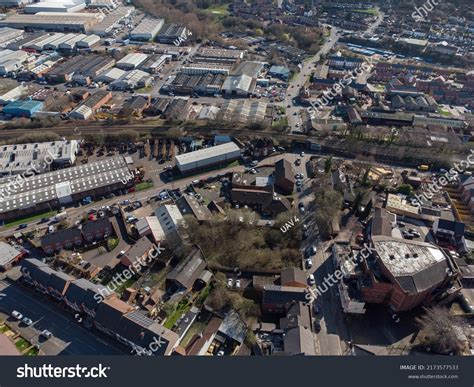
[116,53,148,69]
[175,142,240,167]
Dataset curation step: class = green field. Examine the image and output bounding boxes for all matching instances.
[352,8,379,15]
[3,210,57,229]
[203,4,230,15]
[136,181,154,192]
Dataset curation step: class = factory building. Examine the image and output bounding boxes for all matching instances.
[58,33,87,51]
[25,0,86,14]
[76,34,100,49]
[109,69,151,90]
[194,48,244,65]
[139,54,170,73]
[175,142,241,173]
[45,55,114,84]
[0,49,29,75]
[180,63,231,76]
[0,140,78,176]
[69,90,111,119]
[130,17,164,41]
[0,12,100,33]
[222,74,256,97]
[90,6,134,36]
[156,23,188,44]
[116,53,149,70]
[0,28,24,47]
[0,156,134,221]
[3,99,44,118]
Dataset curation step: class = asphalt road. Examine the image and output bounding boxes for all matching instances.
[280,26,340,132]
[0,279,125,355]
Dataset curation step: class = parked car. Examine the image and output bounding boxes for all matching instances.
[308,245,317,255]
[308,274,315,285]
[313,303,320,314]
[300,151,305,157]
[305,258,313,269]
[227,278,233,288]
[298,203,305,213]
[235,279,241,289]
[22,317,33,326]
[41,330,52,339]
[295,158,301,166]
[12,310,23,320]
[17,224,28,230]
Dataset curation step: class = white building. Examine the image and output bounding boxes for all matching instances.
[116,53,148,70]
[130,17,164,41]
[76,34,100,48]
[25,0,86,13]
[154,204,184,243]
[109,69,151,90]
[0,140,79,176]
[175,142,241,173]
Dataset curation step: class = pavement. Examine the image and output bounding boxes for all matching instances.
[0,279,125,355]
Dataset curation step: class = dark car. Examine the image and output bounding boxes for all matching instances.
[314,320,321,332]
[39,217,50,223]
[18,224,28,230]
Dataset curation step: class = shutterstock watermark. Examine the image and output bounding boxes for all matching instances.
[305,242,374,303]
[413,150,474,207]
[131,335,166,355]
[173,29,193,47]
[93,243,165,303]
[17,364,109,378]
[306,60,373,115]
[412,0,442,22]
[280,215,300,233]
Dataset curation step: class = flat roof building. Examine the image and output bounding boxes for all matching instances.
[25,0,86,14]
[130,17,164,41]
[0,156,134,220]
[175,142,240,173]
[0,12,100,33]
[116,53,148,70]
[0,140,78,176]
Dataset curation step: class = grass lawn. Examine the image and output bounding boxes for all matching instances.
[15,338,30,352]
[114,277,137,295]
[352,8,379,15]
[135,181,154,191]
[203,4,229,15]
[136,85,153,93]
[3,210,57,229]
[180,321,207,348]
[0,325,10,333]
[164,300,192,329]
[437,107,452,117]
[25,347,38,356]
[195,284,212,308]
[107,237,120,251]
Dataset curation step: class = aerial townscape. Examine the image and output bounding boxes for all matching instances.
[0,0,473,360]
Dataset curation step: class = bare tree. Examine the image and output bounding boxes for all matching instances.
[416,306,467,355]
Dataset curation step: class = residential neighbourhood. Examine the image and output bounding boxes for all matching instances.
[0,0,472,368]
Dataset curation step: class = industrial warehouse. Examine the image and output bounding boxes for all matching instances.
[175,142,241,173]
[0,156,135,221]
[0,140,79,176]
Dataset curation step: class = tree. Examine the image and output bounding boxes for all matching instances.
[416,307,467,355]
[324,156,333,173]
[396,184,413,196]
